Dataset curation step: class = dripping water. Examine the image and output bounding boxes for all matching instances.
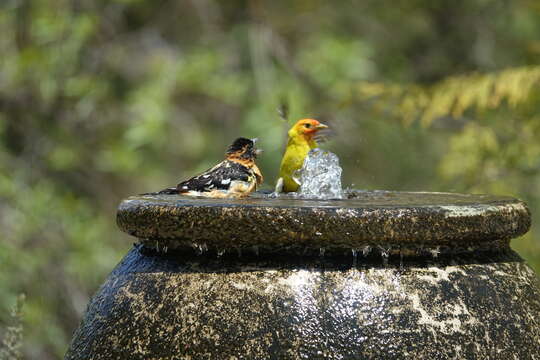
[351,248,358,267]
[362,246,372,257]
[379,245,390,267]
[192,242,208,255]
[429,246,441,258]
[399,246,404,270]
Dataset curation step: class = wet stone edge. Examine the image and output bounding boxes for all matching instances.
[116,200,531,250]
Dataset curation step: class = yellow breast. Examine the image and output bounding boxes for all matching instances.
[279,138,317,192]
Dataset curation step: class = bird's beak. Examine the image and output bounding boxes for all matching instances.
[255,148,264,155]
[315,123,328,130]
[251,138,258,143]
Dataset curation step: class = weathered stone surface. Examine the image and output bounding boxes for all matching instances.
[66,246,540,359]
[116,191,531,253]
[66,191,539,359]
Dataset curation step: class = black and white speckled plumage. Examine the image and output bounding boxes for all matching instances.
[168,137,263,198]
[177,160,255,193]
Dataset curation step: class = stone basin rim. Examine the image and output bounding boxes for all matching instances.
[116,190,531,251]
[121,190,523,208]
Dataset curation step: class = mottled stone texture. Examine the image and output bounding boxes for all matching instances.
[66,247,540,359]
[66,191,539,359]
[116,191,530,253]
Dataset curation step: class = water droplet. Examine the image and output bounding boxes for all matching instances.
[429,246,440,258]
[379,245,390,267]
[351,248,358,266]
[315,231,322,236]
[292,169,302,187]
[362,246,372,257]
[192,242,208,255]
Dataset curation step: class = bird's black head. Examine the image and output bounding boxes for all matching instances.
[226,137,260,160]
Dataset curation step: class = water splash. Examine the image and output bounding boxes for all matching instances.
[217,249,226,258]
[296,148,344,199]
[319,248,326,257]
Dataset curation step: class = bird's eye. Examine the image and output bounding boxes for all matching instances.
[304,123,311,128]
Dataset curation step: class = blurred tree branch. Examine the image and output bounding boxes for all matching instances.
[351,66,540,126]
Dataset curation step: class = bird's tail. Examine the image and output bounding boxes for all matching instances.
[140,187,178,195]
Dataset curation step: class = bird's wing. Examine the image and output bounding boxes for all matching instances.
[177,160,251,193]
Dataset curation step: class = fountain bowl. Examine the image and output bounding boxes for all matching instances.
[65,191,540,359]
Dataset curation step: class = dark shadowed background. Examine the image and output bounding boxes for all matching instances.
[1,0,540,358]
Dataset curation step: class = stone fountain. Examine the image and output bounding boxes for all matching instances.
[65,190,540,359]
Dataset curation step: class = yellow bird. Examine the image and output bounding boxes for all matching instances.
[278,118,328,192]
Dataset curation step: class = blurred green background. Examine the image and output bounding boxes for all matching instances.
[1,0,540,358]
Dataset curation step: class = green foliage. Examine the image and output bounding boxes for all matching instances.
[354,66,540,126]
[1,0,539,358]
[0,295,25,360]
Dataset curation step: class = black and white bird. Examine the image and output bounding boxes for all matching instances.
[160,138,263,198]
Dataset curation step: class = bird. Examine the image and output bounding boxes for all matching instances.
[171,137,263,198]
[278,118,328,192]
